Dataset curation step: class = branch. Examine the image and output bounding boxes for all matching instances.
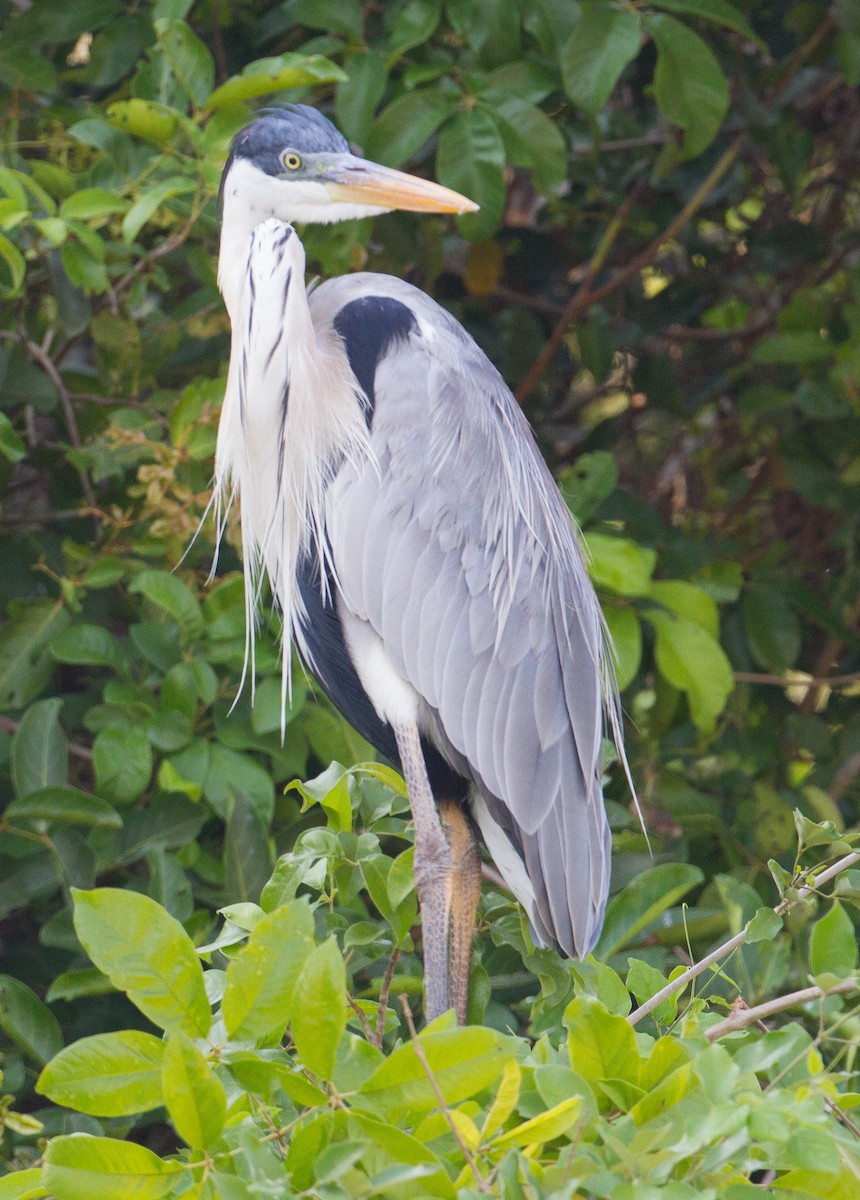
[0,714,92,761]
[0,330,99,515]
[376,947,401,1047]
[515,135,746,403]
[399,996,490,1193]
[346,994,376,1045]
[705,978,858,1042]
[734,671,860,689]
[628,850,860,1027]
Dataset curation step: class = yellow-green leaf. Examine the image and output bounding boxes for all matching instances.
[161,1031,227,1149]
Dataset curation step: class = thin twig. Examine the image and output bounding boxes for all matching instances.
[346,994,376,1045]
[734,671,860,688]
[826,1099,860,1141]
[516,14,837,403]
[399,995,490,1193]
[111,201,204,300]
[832,753,860,804]
[0,331,98,513]
[628,851,860,1026]
[70,392,170,427]
[0,506,108,527]
[516,137,745,403]
[706,978,858,1041]
[801,594,860,717]
[375,947,401,1046]
[661,318,771,343]
[0,714,93,761]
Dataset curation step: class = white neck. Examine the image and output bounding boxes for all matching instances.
[218,158,389,320]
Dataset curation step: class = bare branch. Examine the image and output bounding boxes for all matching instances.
[629,851,860,1027]
[0,330,99,515]
[734,671,860,689]
[375,947,401,1047]
[706,978,858,1042]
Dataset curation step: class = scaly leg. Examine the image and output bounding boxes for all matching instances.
[393,723,452,1022]
[440,800,481,1025]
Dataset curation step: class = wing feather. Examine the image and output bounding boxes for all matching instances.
[314,273,617,957]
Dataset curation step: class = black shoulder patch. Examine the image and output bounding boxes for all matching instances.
[333,296,418,425]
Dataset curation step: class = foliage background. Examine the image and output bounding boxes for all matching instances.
[0,0,859,1195]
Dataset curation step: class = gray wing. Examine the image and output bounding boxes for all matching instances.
[317,274,613,956]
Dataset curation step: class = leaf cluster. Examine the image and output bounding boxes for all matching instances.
[0,0,859,1193]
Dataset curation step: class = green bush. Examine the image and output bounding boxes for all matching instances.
[0,0,858,1193]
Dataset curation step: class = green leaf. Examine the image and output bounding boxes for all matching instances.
[5,787,122,828]
[37,1031,165,1116]
[43,1135,186,1200]
[648,581,719,638]
[225,790,275,902]
[357,1027,512,1119]
[564,994,640,1086]
[647,14,730,156]
[161,1031,227,1148]
[58,189,127,221]
[46,968,114,1004]
[650,0,759,42]
[752,330,834,364]
[204,53,347,110]
[105,100,180,147]
[335,51,388,146]
[0,1168,44,1200]
[93,726,153,805]
[288,0,363,38]
[390,0,441,54]
[561,6,642,115]
[436,108,505,239]
[742,588,801,672]
[491,97,567,191]
[0,975,63,1065]
[646,609,734,731]
[222,899,315,1041]
[559,451,619,523]
[11,698,68,798]
[292,937,348,1081]
[0,410,26,462]
[626,959,678,1024]
[50,623,122,668]
[121,177,195,243]
[0,599,70,709]
[746,907,784,943]
[129,571,203,639]
[594,863,704,956]
[60,241,109,294]
[0,233,26,294]
[583,533,656,596]
[368,90,458,167]
[603,603,642,691]
[809,901,858,978]
[491,1095,582,1148]
[288,761,353,831]
[72,887,211,1037]
[154,18,214,107]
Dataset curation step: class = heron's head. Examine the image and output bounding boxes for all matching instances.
[220,105,478,227]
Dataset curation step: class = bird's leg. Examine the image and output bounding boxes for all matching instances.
[393,723,453,1022]
[439,800,481,1025]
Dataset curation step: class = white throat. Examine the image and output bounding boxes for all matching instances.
[218,158,389,319]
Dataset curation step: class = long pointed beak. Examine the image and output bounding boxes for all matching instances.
[324,156,478,215]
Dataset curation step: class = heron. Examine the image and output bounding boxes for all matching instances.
[214,105,626,1024]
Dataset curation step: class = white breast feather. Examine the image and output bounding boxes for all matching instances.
[213,218,373,727]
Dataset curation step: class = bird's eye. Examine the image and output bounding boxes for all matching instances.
[282,151,302,171]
